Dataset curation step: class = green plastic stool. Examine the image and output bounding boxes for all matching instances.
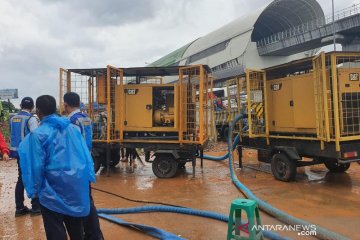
[227,198,263,240]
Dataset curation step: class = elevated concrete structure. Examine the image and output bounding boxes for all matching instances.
[148,0,360,84]
[257,4,360,55]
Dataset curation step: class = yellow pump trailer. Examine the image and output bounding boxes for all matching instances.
[233,52,360,181]
[60,65,211,178]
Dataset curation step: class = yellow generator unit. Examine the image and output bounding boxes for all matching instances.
[233,52,360,182]
[60,65,211,178]
[121,84,178,134]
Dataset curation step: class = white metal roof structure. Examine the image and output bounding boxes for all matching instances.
[149,0,324,82]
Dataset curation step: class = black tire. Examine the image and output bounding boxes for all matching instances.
[110,149,120,167]
[152,155,178,178]
[324,159,350,173]
[271,153,297,182]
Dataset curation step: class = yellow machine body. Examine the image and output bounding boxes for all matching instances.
[121,84,178,132]
[219,52,360,181]
[266,67,360,135]
[224,52,360,153]
[59,65,211,178]
[59,65,211,146]
[337,67,360,135]
[266,73,317,134]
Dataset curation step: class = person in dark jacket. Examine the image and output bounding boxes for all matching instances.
[10,97,40,217]
[19,95,96,240]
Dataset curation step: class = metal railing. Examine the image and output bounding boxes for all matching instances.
[257,3,360,47]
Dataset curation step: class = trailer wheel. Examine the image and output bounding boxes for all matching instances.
[271,153,296,182]
[152,155,178,178]
[324,159,350,173]
[109,149,120,167]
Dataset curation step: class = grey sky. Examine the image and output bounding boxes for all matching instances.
[0,0,357,107]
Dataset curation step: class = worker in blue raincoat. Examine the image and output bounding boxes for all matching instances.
[19,95,96,240]
[63,92,103,240]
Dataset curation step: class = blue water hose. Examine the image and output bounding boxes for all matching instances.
[98,206,288,240]
[97,115,347,239]
[98,213,184,240]
[202,134,240,161]
[96,120,288,239]
[225,114,348,240]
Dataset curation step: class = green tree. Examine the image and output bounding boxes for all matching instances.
[1,101,17,112]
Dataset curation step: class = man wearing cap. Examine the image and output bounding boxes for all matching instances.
[63,92,103,240]
[10,97,41,217]
[19,95,96,239]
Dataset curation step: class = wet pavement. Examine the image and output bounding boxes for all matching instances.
[1,144,360,240]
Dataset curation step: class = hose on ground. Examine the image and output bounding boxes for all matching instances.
[97,206,288,240]
[202,134,240,161]
[96,119,286,239]
[97,114,346,239]
[225,114,348,240]
[98,213,184,240]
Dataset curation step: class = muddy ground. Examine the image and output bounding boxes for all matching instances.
[1,143,360,240]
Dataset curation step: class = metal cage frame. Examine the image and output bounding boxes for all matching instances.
[230,52,360,152]
[60,65,212,146]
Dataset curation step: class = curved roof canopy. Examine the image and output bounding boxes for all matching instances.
[148,41,195,67]
[149,0,324,67]
[251,0,324,41]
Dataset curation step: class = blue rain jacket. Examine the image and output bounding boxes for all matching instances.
[18,114,96,217]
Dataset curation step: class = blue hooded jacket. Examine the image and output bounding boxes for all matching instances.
[19,114,96,217]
